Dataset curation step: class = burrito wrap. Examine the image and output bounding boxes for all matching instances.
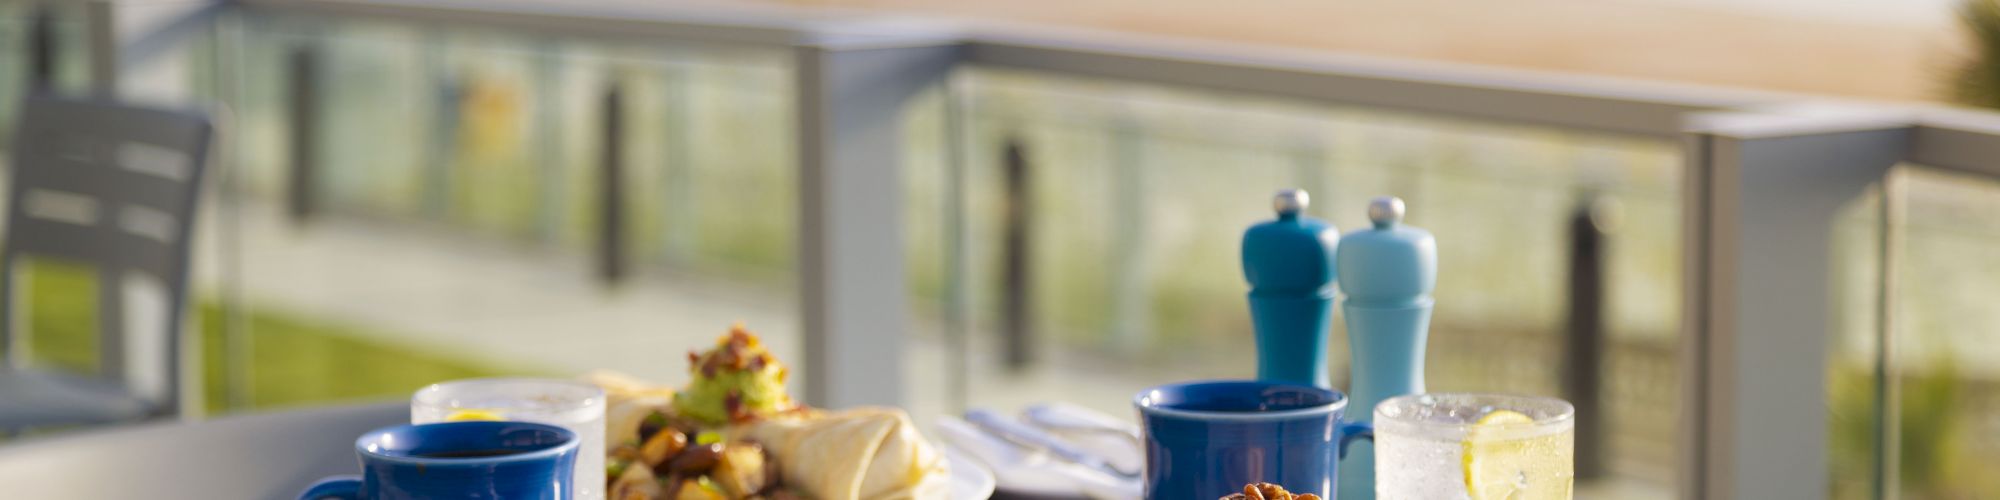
[739,407,951,500]
[585,371,674,446]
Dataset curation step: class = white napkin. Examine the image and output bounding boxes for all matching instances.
[1023,403,1145,475]
[937,415,1142,499]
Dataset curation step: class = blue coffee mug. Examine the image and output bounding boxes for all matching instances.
[1135,380,1371,500]
[298,420,580,500]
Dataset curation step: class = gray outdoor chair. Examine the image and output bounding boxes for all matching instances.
[0,95,213,429]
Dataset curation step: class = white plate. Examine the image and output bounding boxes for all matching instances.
[948,449,998,499]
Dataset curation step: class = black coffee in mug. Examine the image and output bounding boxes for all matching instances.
[412,449,526,459]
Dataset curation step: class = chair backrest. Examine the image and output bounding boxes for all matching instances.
[1,95,213,417]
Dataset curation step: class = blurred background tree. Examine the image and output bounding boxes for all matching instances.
[1830,353,1983,499]
[1950,0,2000,108]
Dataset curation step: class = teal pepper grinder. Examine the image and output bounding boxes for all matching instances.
[1241,189,1339,388]
[1335,196,1436,500]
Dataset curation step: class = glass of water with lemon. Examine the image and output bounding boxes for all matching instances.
[1375,393,1574,500]
[413,378,608,500]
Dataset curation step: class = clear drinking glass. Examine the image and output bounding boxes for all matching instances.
[413,378,608,500]
[1374,393,1575,500]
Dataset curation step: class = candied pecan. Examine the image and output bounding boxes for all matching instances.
[1224,483,1308,500]
[725,391,752,422]
[1257,483,1290,499]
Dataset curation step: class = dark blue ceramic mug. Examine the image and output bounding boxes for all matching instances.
[298,421,580,500]
[1135,380,1371,500]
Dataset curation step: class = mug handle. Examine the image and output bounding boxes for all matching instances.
[297,475,362,500]
[1338,421,1374,459]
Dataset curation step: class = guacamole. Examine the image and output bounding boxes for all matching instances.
[674,326,793,425]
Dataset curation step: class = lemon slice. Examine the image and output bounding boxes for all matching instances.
[444,409,507,422]
[1462,410,1535,500]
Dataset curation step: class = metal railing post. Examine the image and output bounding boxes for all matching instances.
[85,0,115,95]
[1872,169,1903,500]
[287,43,321,223]
[1564,192,1608,480]
[999,137,1034,371]
[29,5,56,92]
[1682,107,1910,500]
[795,35,959,409]
[599,77,628,286]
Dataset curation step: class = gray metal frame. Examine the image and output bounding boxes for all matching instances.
[1682,105,1911,499]
[1681,108,2000,499]
[86,1,2000,497]
[795,33,962,408]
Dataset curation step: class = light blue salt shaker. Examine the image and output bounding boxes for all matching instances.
[1241,189,1339,389]
[1334,196,1435,500]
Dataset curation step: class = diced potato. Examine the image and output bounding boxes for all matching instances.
[610,445,640,464]
[640,429,688,467]
[672,477,728,500]
[710,443,770,497]
[609,462,664,500]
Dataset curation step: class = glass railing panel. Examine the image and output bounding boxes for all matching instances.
[0,1,30,144]
[591,43,800,380]
[923,67,1681,496]
[900,83,958,423]
[1828,176,1886,500]
[615,48,796,281]
[0,1,92,148]
[1827,164,2000,500]
[197,11,801,411]
[1883,166,2000,499]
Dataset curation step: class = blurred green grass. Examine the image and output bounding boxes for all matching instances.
[18,259,513,414]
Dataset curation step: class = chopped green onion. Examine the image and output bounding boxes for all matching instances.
[695,430,723,446]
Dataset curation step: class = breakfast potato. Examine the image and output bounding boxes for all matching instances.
[609,462,664,500]
[710,443,771,496]
[640,428,688,467]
